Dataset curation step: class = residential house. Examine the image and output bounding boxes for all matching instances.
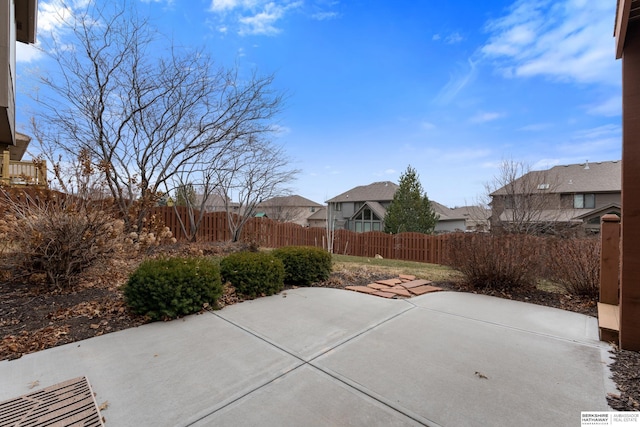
[192,192,241,213]
[257,195,323,227]
[432,203,491,233]
[490,161,621,234]
[1,1,42,186]
[326,181,398,232]
[326,181,484,233]
[307,207,327,228]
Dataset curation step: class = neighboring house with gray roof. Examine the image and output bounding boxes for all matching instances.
[257,195,323,227]
[326,181,398,232]
[307,207,327,228]
[326,181,486,233]
[490,160,621,234]
[431,203,491,233]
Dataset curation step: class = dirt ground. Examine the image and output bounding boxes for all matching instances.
[0,250,637,411]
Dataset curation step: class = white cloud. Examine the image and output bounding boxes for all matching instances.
[432,34,441,41]
[209,0,303,36]
[311,11,338,21]
[16,43,43,63]
[17,0,90,62]
[481,0,620,86]
[434,58,477,104]
[420,121,436,130]
[470,111,505,124]
[586,95,621,117]
[558,124,621,158]
[518,123,552,131]
[210,0,256,12]
[445,32,463,44]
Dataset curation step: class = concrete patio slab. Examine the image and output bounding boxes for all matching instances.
[0,311,301,427]
[216,287,411,360]
[315,295,611,427]
[411,291,599,344]
[191,365,422,427]
[0,288,613,427]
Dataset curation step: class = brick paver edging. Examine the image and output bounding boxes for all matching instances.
[345,275,443,299]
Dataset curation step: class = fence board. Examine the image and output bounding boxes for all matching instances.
[150,206,448,264]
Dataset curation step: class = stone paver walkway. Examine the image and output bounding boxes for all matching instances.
[345,274,443,299]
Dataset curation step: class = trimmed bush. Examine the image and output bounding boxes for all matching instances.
[272,246,332,286]
[124,257,222,321]
[445,233,543,290]
[220,252,284,297]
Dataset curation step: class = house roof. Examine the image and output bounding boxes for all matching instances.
[326,181,399,203]
[307,207,327,221]
[574,203,621,220]
[351,201,387,221]
[450,206,491,220]
[615,0,640,59]
[15,0,38,44]
[259,195,323,207]
[498,209,585,223]
[491,161,621,196]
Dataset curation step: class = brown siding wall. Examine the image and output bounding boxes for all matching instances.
[620,22,640,350]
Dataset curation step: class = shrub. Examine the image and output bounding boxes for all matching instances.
[220,251,284,297]
[445,233,543,290]
[0,189,126,290]
[543,237,600,297]
[123,257,222,320]
[272,246,332,286]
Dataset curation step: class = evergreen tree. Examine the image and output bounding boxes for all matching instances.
[384,166,439,234]
[175,183,197,207]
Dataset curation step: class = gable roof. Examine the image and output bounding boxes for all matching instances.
[574,203,621,220]
[491,161,621,196]
[326,181,399,203]
[259,195,323,207]
[307,207,327,221]
[350,201,387,221]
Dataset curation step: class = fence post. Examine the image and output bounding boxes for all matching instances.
[600,214,621,305]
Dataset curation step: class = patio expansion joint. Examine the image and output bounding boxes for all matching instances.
[184,303,422,426]
[415,304,606,349]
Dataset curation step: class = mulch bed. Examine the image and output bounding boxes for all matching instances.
[0,256,637,412]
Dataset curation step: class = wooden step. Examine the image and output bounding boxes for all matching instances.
[597,302,619,343]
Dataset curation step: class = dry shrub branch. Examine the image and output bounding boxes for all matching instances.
[0,188,126,290]
[543,237,600,297]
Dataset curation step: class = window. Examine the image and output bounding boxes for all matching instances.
[574,194,595,209]
[334,202,341,211]
[352,207,383,232]
[310,207,315,212]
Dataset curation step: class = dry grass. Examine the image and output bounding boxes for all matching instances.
[331,254,464,282]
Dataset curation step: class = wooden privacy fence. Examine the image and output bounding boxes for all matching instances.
[150,206,449,265]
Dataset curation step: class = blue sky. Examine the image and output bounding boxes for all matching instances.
[15,0,622,207]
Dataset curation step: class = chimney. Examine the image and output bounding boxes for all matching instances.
[584,160,590,170]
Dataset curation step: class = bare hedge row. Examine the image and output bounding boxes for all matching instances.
[444,233,600,297]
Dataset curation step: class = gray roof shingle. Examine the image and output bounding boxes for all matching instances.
[326,181,399,203]
[491,161,621,196]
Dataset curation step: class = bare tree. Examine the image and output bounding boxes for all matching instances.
[213,138,298,242]
[31,2,283,232]
[487,159,562,235]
